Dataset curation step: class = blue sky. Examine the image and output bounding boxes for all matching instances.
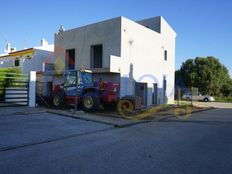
[0,0,231,75]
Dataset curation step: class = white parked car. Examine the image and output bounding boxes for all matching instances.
[182,92,215,102]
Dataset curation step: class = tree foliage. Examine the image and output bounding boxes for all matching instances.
[176,56,232,96]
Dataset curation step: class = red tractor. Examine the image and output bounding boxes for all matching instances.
[51,70,119,112]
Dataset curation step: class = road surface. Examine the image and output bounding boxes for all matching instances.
[0,107,232,174]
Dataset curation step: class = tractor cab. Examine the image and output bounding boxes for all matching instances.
[63,70,94,96]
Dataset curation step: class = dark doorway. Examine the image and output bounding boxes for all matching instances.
[163,77,167,104]
[91,45,103,68]
[66,49,75,70]
[135,82,147,106]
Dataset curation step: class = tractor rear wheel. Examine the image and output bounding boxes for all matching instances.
[82,92,99,112]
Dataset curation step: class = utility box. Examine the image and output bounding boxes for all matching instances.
[134,96,142,110]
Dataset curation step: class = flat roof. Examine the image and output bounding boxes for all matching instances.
[0,48,34,58]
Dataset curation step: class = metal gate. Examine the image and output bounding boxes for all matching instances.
[0,72,29,107]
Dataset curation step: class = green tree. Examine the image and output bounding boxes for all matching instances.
[176,56,231,96]
[220,79,232,97]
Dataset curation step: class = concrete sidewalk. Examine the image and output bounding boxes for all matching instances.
[194,102,232,109]
[0,104,216,128]
[47,109,149,128]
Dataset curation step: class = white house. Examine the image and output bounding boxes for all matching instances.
[54,16,176,106]
[0,39,54,74]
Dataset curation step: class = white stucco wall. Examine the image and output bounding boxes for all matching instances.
[117,17,176,105]
[0,57,13,68]
[22,49,54,74]
[0,45,54,75]
[159,17,176,104]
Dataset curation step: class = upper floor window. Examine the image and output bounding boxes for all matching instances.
[66,49,75,70]
[164,50,167,61]
[91,44,103,68]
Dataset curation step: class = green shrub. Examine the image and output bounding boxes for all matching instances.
[0,68,23,97]
[215,96,232,102]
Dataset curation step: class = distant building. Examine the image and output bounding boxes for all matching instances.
[0,39,54,74]
[54,16,176,106]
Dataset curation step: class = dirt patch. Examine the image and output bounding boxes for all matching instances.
[93,104,214,121]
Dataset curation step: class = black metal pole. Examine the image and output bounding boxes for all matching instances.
[191,87,193,106]
[75,70,78,111]
[178,87,180,106]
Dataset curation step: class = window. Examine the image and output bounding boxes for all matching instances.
[91,45,103,68]
[80,72,93,84]
[164,50,167,61]
[66,49,75,70]
[64,76,76,87]
[14,59,20,67]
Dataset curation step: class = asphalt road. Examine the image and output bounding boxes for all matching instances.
[0,108,232,174]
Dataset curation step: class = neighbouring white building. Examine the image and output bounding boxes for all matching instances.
[0,39,54,74]
[54,16,176,106]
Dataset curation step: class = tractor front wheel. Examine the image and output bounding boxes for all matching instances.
[82,92,99,112]
[52,93,64,108]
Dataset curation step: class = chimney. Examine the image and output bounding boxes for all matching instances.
[4,43,11,53]
[59,25,65,32]
[41,38,48,46]
[10,47,16,52]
